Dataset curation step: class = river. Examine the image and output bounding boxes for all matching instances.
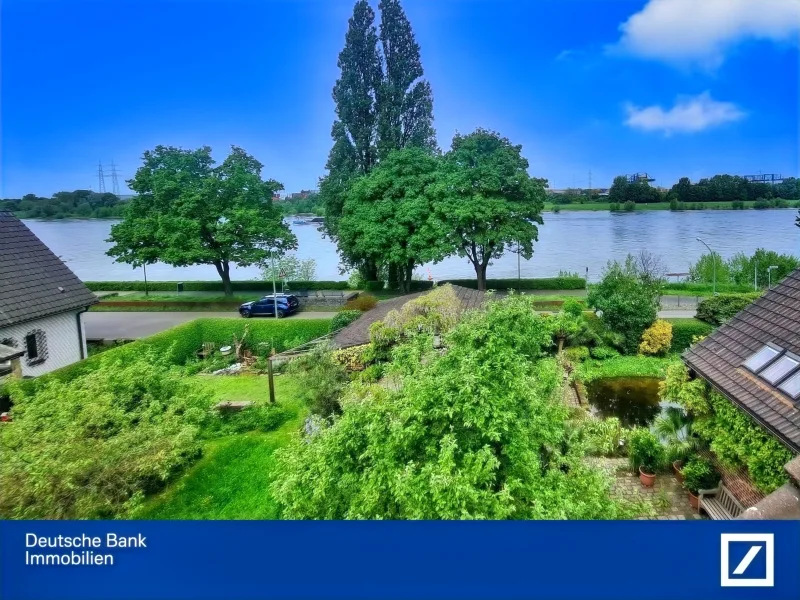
[22,210,800,283]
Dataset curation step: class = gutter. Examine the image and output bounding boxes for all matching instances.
[76,308,89,360]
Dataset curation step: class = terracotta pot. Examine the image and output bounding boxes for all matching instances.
[673,460,685,484]
[639,466,656,487]
[688,491,699,510]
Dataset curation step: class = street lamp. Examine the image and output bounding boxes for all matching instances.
[768,265,778,290]
[696,237,717,295]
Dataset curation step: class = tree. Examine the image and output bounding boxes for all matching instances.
[272,295,632,519]
[107,145,295,296]
[608,176,628,204]
[376,0,436,159]
[433,129,546,291]
[587,256,661,354]
[337,148,446,292]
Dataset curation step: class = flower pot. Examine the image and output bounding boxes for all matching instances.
[639,466,656,487]
[688,490,699,510]
[673,460,685,484]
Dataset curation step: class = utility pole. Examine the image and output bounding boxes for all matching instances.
[271,252,278,320]
[109,160,121,195]
[97,162,106,193]
[696,237,716,295]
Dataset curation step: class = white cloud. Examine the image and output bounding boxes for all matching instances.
[613,0,800,68]
[624,92,746,135]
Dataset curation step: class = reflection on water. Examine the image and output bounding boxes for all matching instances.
[586,377,664,429]
[23,209,800,282]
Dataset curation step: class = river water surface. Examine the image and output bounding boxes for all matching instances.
[23,210,800,282]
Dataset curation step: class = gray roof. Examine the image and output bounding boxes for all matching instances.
[332,285,487,350]
[0,343,25,361]
[0,212,98,327]
[683,267,800,452]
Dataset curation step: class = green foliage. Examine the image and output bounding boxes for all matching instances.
[85,280,351,292]
[575,355,676,384]
[438,277,586,290]
[681,457,719,494]
[287,344,349,417]
[547,310,584,352]
[653,406,700,463]
[364,280,384,291]
[627,428,665,474]
[663,364,792,493]
[107,145,295,296]
[432,128,547,291]
[580,417,625,457]
[261,256,317,282]
[665,319,714,352]
[696,293,761,325]
[343,294,378,312]
[589,346,621,360]
[563,346,590,363]
[587,255,661,354]
[689,249,799,289]
[0,353,211,519]
[639,320,673,356]
[562,298,584,317]
[330,310,363,332]
[0,190,126,219]
[273,296,634,519]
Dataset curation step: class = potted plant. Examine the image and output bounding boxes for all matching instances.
[653,406,701,483]
[628,428,665,487]
[681,457,719,510]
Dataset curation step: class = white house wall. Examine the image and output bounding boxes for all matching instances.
[0,311,85,377]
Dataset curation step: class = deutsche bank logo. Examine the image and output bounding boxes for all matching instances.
[720,533,774,587]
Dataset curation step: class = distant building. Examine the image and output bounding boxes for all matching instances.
[289,189,316,200]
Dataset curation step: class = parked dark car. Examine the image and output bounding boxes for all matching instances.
[239,294,299,318]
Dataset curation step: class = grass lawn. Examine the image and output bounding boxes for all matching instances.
[135,374,306,520]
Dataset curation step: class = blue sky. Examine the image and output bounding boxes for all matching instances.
[1,0,798,197]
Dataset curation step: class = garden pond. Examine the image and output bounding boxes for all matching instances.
[586,376,677,428]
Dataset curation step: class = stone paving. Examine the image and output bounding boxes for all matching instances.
[590,458,706,520]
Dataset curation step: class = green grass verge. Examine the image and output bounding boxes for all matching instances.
[574,355,679,384]
[545,200,794,212]
[135,375,306,520]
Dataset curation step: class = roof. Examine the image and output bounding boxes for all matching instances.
[683,267,800,452]
[0,343,25,361]
[332,285,487,350]
[0,212,99,327]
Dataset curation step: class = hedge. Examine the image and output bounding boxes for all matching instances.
[85,280,351,292]
[16,319,331,393]
[665,318,714,353]
[364,280,385,292]
[437,277,586,290]
[661,282,754,294]
[696,293,762,326]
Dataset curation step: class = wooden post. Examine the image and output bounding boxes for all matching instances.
[267,358,276,404]
[10,357,22,379]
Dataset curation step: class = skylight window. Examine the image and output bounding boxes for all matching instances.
[759,354,800,386]
[743,345,781,372]
[778,371,800,401]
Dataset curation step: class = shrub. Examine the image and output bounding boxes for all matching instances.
[696,293,761,326]
[332,344,370,372]
[347,273,365,290]
[364,280,384,292]
[343,294,378,312]
[581,417,625,457]
[563,346,590,363]
[589,346,620,360]
[623,200,636,212]
[562,298,584,317]
[436,277,586,290]
[329,310,362,333]
[382,284,464,340]
[287,344,349,417]
[681,457,719,494]
[731,200,745,209]
[666,319,714,352]
[754,198,770,209]
[627,428,665,474]
[639,320,673,356]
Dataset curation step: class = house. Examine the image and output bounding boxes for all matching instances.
[0,212,98,377]
[683,267,800,518]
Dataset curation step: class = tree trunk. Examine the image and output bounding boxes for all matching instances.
[360,260,378,282]
[402,260,414,294]
[388,263,400,290]
[215,260,233,296]
[557,337,565,354]
[475,261,489,292]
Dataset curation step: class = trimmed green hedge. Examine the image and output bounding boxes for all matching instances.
[364,281,385,291]
[17,319,331,393]
[437,277,586,290]
[696,293,762,326]
[665,318,714,353]
[85,281,350,292]
[661,282,753,294]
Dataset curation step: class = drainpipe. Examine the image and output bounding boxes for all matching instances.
[76,308,89,359]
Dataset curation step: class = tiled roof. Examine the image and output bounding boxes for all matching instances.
[0,212,98,327]
[332,285,486,349]
[683,267,800,452]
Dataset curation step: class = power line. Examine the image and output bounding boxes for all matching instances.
[97,162,106,193]
[109,160,121,195]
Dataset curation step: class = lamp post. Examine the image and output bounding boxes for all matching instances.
[271,252,278,320]
[696,237,716,295]
[768,265,778,290]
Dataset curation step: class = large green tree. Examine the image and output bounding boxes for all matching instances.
[433,128,546,291]
[107,145,295,296]
[337,148,446,292]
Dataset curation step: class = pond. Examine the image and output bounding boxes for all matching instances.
[585,377,668,428]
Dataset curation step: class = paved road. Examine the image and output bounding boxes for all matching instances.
[84,311,334,340]
[84,308,695,341]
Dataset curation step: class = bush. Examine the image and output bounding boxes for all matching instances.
[562,298,584,317]
[623,200,636,212]
[639,320,673,356]
[364,280,385,292]
[581,417,625,457]
[627,428,665,474]
[564,346,590,363]
[332,344,370,372]
[287,344,349,417]
[696,293,761,326]
[731,200,745,209]
[681,457,719,494]
[343,294,378,312]
[329,310,362,333]
[754,198,770,209]
[665,319,714,352]
[436,277,586,290]
[589,346,620,360]
[347,273,365,290]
